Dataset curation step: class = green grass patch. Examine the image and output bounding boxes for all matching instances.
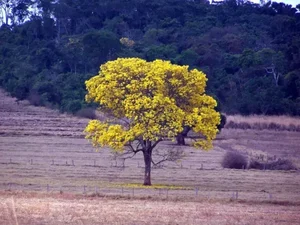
[112,183,192,190]
[11,177,192,190]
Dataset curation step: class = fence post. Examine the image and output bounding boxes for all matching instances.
[269,193,272,200]
[235,191,238,199]
[132,188,134,197]
[195,187,199,196]
[94,160,96,167]
[83,185,86,194]
[47,184,49,192]
[72,160,74,166]
[166,189,169,199]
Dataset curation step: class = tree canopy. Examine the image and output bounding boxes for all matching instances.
[85,58,220,185]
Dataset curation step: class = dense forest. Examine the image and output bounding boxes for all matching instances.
[0,0,300,115]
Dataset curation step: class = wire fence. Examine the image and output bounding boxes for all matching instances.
[1,157,218,170]
[1,157,299,203]
[1,182,277,202]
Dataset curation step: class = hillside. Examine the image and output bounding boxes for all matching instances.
[0,0,299,115]
[0,89,88,137]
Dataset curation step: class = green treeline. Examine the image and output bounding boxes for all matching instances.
[0,0,299,115]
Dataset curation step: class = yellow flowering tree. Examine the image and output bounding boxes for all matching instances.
[85,58,220,185]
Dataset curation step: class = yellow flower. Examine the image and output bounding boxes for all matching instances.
[85,58,220,151]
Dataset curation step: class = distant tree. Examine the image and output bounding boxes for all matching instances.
[176,112,226,146]
[0,0,11,25]
[84,58,220,185]
[1,0,300,115]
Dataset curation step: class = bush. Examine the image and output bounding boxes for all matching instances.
[249,159,297,170]
[222,151,248,169]
[62,100,83,113]
[28,91,42,106]
[75,107,97,119]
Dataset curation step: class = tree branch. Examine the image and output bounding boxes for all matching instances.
[124,141,143,154]
[112,141,143,162]
[151,148,184,166]
[151,139,162,150]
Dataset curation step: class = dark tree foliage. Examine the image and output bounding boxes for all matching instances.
[0,0,299,115]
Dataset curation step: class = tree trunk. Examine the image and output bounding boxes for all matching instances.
[176,133,185,145]
[143,148,152,186]
[176,126,191,145]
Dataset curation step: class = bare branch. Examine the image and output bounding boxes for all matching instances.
[112,149,138,162]
[151,139,162,150]
[120,117,131,126]
[120,150,138,160]
[139,137,146,149]
[265,67,275,74]
[264,65,280,86]
[152,147,184,166]
[125,141,144,153]
[136,141,141,151]
[112,141,143,163]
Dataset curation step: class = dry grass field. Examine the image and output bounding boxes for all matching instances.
[1,191,300,225]
[225,114,300,132]
[1,88,300,224]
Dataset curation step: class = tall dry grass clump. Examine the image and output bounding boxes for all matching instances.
[225,114,300,132]
[221,151,297,171]
[249,159,297,170]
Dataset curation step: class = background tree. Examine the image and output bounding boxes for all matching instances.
[0,0,300,115]
[84,58,220,185]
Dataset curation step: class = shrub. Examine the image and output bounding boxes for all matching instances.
[28,91,42,106]
[62,100,82,113]
[268,122,281,130]
[75,107,97,119]
[248,160,264,170]
[249,159,297,170]
[269,159,297,170]
[222,151,248,169]
[225,120,237,129]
